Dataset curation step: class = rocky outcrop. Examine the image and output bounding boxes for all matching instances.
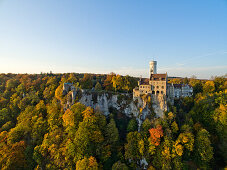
[64,88,167,128]
[62,81,168,129]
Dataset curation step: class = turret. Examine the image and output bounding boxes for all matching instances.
[149,61,157,75]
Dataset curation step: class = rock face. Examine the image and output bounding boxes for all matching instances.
[63,86,167,128]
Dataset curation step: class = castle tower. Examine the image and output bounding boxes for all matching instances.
[149,60,157,75]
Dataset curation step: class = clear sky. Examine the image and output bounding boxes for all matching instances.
[0,0,226,78]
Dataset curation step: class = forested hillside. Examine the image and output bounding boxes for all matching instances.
[0,73,226,169]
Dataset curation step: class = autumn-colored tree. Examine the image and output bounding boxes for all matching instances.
[0,132,27,170]
[171,121,179,134]
[81,74,93,89]
[73,107,106,162]
[76,156,99,170]
[63,109,74,126]
[103,73,115,91]
[55,84,63,101]
[149,125,163,146]
[203,81,215,94]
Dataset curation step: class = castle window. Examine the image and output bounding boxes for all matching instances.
[157,86,159,89]
[152,91,155,94]
[162,86,164,89]
[161,91,164,94]
[156,91,160,94]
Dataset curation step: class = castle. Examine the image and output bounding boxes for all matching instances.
[133,61,193,102]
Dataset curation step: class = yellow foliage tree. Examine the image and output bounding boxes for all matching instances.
[76,156,98,170]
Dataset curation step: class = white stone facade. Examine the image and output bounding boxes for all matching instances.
[168,83,193,99]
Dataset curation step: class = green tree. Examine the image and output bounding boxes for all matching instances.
[112,161,128,170]
[127,118,138,132]
[95,82,102,91]
[6,79,19,91]
[194,129,213,168]
[125,131,143,168]
[171,121,179,134]
[105,118,119,146]
[141,118,151,137]
[0,108,10,127]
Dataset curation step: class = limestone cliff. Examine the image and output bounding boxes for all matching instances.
[63,87,167,128]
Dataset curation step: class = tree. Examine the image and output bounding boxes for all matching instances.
[183,77,189,84]
[141,118,151,137]
[73,107,106,162]
[203,81,215,94]
[81,74,93,89]
[149,125,163,146]
[1,121,14,131]
[0,108,10,127]
[0,132,27,170]
[213,76,226,92]
[171,121,179,134]
[112,75,124,92]
[127,118,138,132]
[105,118,119,146]
[76,156,99,170]
[63,109,75,126]
[194,129,213,168]
[55,84,63,101]
[31,117,48,144]
[189,79,203,95]
[103,73,115,91]
[6,79,19,91]
[112,161,128,170]
[68,73,78,84]
[125,131,143,168]
[95,82,102,91]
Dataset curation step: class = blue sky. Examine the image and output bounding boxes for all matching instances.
[0,0,226,78]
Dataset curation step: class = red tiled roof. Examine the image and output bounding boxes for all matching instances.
[140,78,150,85]
[150,74,167,80]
